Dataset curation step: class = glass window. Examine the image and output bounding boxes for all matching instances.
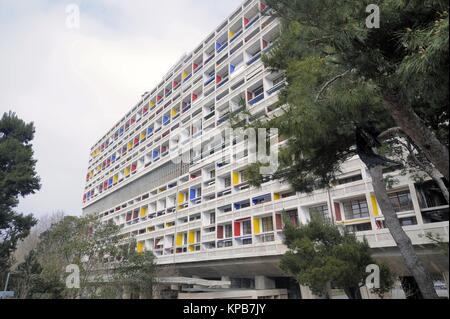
[337,174,363,185]
[224,177,231,188]
[389,191,414,212]
[224,224,232,238]
[343,199,370,219]
[261,216,274,233]
[399,217,417,226]
[309,204,330,221]
[345,222,372,233]
[242,220,252,235]
[416,180,448,208]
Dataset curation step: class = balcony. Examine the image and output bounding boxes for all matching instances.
[216,41,228,54]
[359,221,450,249]
[267,81,285,96]
[244,14,260,30]
[204,74,215,86]
[248,93,264,106]
[246,51,261,66]
[230,29,243,43]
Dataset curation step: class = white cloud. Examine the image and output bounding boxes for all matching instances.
[0,0,243,217]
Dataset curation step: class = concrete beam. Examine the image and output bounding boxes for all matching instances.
[156,277,231,288]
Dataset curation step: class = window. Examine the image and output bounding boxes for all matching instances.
[416,181,448,209]
[309,205,330,221]
[345,222,372,233]
[399,217,418,226]
[224,224,233,238]
[253,85,264,97]
[210,213,216,224]
[260,233,275,243]
[343,199,370,219]
[336,174,363,185]
[261,216,274,233]
[242,220,252,235]
[389,191,414,212]
[242,238,253,245]
[218,240,233,248]
[224,176,231,188]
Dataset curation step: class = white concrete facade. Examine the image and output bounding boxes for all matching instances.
[82,0,449,297]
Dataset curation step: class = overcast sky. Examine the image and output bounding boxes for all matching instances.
[0,0,243,218]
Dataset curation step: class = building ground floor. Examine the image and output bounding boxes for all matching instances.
[115,243,450,299]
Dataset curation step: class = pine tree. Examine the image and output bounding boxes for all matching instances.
[281,217,393,299]
[265,0,449,180]
[238,0,449,298]
[0,111,40,288]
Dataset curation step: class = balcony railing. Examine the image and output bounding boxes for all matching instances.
[267,82,285,95]
[248,93,264,106]
[246,52,262,66]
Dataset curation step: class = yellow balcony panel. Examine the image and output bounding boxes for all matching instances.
[232,172,240,186]
[139,206,148,218]
[137,241,145,254]
[176,233,183,247]
[178,193,185,204]
[253,217,261,235]
[188,231,195,245]
[371,195,380,217]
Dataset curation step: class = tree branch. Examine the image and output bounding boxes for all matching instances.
[378,127,403,141]
[315,70,350,102]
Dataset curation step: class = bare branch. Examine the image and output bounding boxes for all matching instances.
[378,127,403,141]
[315,69,350,102]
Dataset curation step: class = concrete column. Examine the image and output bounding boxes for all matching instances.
[299,285,314,299]
[298,206,309,225]
[408,182,425,225]
[255,276,275,290]
[391,279,407,299]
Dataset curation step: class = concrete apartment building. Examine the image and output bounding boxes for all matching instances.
[82,0,449,299]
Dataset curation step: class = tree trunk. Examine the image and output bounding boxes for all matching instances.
[406,146,449,204]
[429,169,449,204]
[368,165,439,299]
[383,94,449,181]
